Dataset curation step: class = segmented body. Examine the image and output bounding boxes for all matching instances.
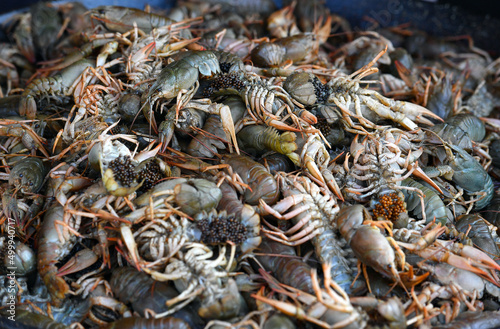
[105,317,191,329]
[343,131,415,201]
[445,113,485,142]
[205,73,309,128]
[217,181,245,215]
[89,6,177,34]
[110,267,182,315]
[110,268,206,327]
[223,154,279,205]
[284,71,330,106]
[134,214,194,261]
[251,34,316,67]
[257,237,315,294]
[133,178,222,217]
[94,89,122,124]
[75,69,123,124]
[37,205,78,306]
[125,41,163,92]
[146,244,242,320]
[19,59,94,119]
[261,175,359,293]
[134,200,260,260]
[401,178,448,225]
[251,42,286,67]
[432,311,500,329]
[237,125,297,156]
[129,59,162,92]
[259,152,295,173]
[186,114,227,157]
[428,123,473,151]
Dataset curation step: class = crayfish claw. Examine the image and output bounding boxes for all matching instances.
[57,249,98,277]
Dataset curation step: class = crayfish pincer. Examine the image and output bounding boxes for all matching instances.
[336,205,402,282]
[425,142,494,210]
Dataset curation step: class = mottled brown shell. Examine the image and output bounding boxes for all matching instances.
[223,154,279,205]
[284,71,318,106]
[251,42,285,67]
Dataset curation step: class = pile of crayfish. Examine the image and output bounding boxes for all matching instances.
[1,0,500,328]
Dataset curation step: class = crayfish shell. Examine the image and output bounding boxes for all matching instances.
[134,178,222,216]
[284,71,330,106]
[251,42,286,67]
[197,278,242,320]
[173,179,223,216]
[9,157,46,194]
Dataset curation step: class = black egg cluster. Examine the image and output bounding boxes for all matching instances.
[311,77,330,104]
[196,216,247,245]
[137,161,163,191]
[203,73,246,97]
[316,120,331,136]
[219,62,232,74]
[108,156,136,187]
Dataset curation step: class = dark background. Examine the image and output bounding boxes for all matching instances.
[1,0,499,52]
[1,0,498,17]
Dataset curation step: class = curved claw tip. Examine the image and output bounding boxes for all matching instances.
[159,142,167,153]
[57,249,98,276]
